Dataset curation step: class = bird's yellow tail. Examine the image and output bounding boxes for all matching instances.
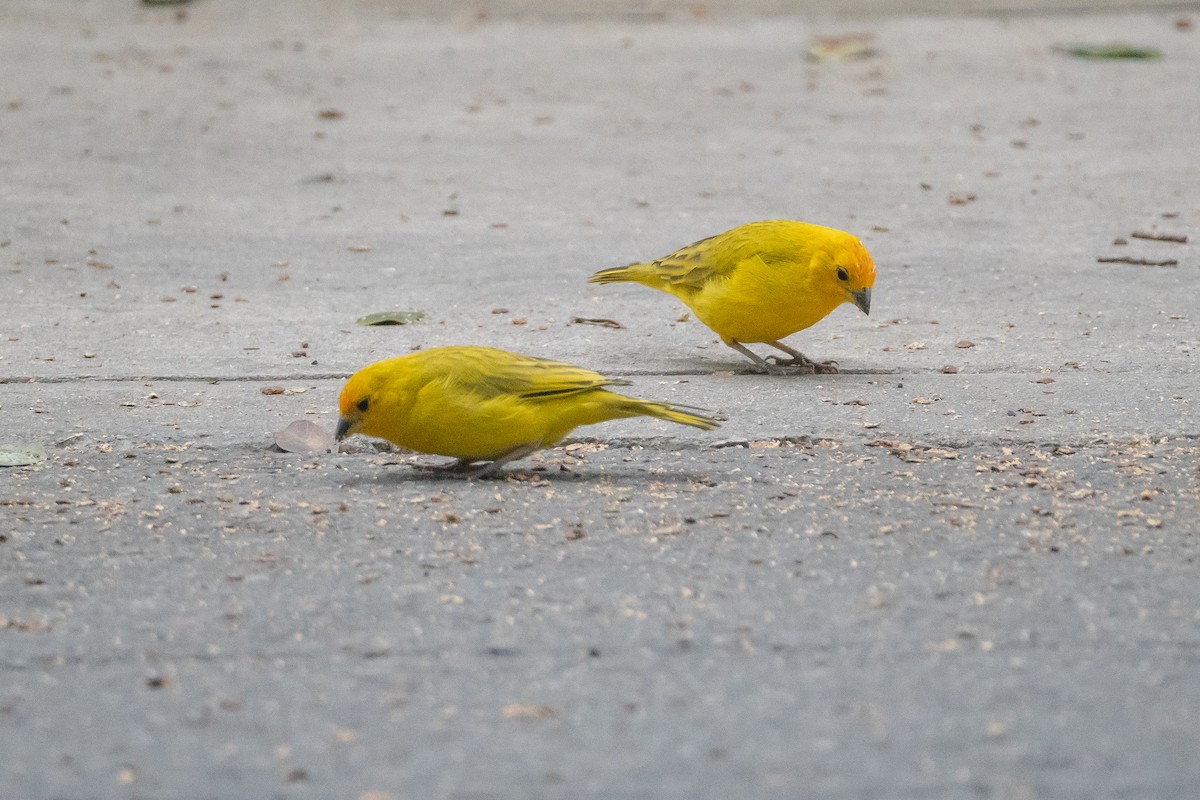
[622,398,720,431]
[588,263,659,286]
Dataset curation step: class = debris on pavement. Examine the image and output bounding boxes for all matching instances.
[0,444,45,467]
[571,317,625,329]
[1096,256,1179,267]
[355,311,425,326]
[1053,42,1163,59]
[274,420,334,454]
[806,34,876,62]
[1130,230,1188,243]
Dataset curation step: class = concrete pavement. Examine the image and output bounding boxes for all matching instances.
[1,2,1198,798]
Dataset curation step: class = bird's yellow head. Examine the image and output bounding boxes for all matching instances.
[336,362,396,442]
[827,235,876,316]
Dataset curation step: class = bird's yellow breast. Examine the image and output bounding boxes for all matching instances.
[681,254,846,344]
[380,381,577,461]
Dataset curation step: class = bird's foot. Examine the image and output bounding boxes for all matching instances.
[416,444,540,479]
[466,465,500,478]
[407,459,512,479]
[412,457,482,474]
[762,361,814,376]
[765,355,839,374]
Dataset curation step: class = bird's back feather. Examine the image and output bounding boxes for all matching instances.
[341,346,718,462]
[403,346,630,401]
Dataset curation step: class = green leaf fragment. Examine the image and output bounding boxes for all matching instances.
[355,311,425,326]
[1053,43,1163,60]
[0,444,46,467]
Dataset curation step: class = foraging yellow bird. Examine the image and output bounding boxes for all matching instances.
[589,220,876,373]
[336,346,718,473]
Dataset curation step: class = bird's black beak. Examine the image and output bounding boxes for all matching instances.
[851,287,872,316]
[335,417,353,442]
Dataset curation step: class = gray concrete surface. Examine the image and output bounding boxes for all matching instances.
[2,1,1198,798]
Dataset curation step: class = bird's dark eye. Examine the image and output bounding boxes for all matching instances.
[356,398,369,412]
[836,267,850,282]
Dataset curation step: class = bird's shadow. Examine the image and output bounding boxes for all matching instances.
[336,457,719,488]
[660,356,883,377]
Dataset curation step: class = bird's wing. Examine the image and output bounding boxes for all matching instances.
[643,233,725,291]
[447,350,628,401]
[647,222,799,292]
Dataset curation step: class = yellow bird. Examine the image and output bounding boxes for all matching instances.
[589,219,876,373]
[336,346,719,474]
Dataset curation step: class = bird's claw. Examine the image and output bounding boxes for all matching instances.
[408,459,509,479]
[413,458,479,473]
[763,361,815,375]
[763,356,840,374]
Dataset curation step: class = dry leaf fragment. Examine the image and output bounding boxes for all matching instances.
[358,792,394,800]
[356,311,425,326]
[571,317,625,329]
[1130,231,1188,244]
[503,703,556,719]
[1097,256,1177,267]
[806,33,876,62]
